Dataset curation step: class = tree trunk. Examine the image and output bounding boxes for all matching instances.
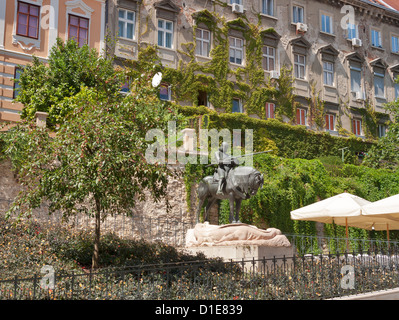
[92,197,101,270]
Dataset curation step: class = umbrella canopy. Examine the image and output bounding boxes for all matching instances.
[290,192,371,225]
[362,194,399,216]
[361,194,399,231]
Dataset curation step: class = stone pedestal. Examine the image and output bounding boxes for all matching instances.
[184,222,295,272]
[185,244,295,271]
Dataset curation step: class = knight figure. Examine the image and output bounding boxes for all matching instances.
[215,142,239,195]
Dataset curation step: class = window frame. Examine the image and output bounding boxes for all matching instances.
[159,83,172,101]
[374,71,385,99]
[352,118,362,136]
[262,0,274,16]
[347,23,359,40]
[265,102,275,119]
[118,8,136,41]
[296,108,307,126]
[378,124,386,138]
[262,45,276,71]
[229,36,244,66]
[325,113,335,131]
[232,98,243,113]
[323,61,334,86]
[350,64,362,94]
[320,12,333,35]
[16,0,40,40]
[68,14,90,47]
[292,5,304,24]
[371,28,382,49]
[195,28,211,57]
[157,18,174,49]
[391,34,399,54]
[294,53,306,80]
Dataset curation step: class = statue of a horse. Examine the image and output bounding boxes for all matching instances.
[196,166,264,224]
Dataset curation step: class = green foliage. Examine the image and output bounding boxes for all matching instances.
[363,98,399,169]
[15,38,121,125]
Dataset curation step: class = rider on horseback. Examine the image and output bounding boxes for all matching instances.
[215,142,239,195]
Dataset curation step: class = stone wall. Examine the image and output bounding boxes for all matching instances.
[0,160,212,247]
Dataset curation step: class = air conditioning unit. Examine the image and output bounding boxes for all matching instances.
[270,70,280,79]
[232,3,244,14]
[352,38,362,47]
[296,23,308,32]
[355,91,365,101]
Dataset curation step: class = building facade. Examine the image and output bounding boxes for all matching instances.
[0,0,106,122]
[106,0,399,139]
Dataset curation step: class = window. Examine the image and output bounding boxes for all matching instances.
[229,37,243,65]
[198,90,209,107]
[262,0,274,16]
[294,54,306,79]
[350,64,362,93]
[374,71,385,98]
[16,1,40,39]
[321,14,332,34]
[325,114,335,131]
[296,108,306,125]
[265,102,275,119]
[371,29,382,48]
[118,9,135,40]
[232,98,243,113]
[13,67,23,99]
[158,19,173,49]
[196,28,210,57]
[68,15,89,47]
[395,82,399,99]
[262,46,275,71]
[352,119,362,136]
[159,84,171,101]
[230,0,242,4]
[292,5,304,23]
[323,61,334,86]
[378,124,386,138]
[347,23,358,40]
[392,35,399,53]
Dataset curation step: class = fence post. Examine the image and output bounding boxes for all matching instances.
[33,274,37,299]
[13,275,18,299]
[71,271,75,299]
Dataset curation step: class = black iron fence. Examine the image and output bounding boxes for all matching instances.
[287,233,399,255]
[1,250,399,300]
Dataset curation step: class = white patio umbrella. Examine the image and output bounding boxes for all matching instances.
[291,193,399,248]
[362,194,399,242]
[290,193,372,247]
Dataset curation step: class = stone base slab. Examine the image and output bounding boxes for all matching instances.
[184,245,295,271]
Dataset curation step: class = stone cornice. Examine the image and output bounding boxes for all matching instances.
[319,0,399,25]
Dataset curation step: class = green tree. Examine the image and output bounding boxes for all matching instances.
[363,89,399,170]
[15,38,120,125]
[4,67,180,269]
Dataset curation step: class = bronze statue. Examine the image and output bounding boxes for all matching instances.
[196,143,267,224]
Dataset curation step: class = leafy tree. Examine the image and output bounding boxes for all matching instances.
[363,87,399,170]
[15,38,120,125]
[4,64,181,269]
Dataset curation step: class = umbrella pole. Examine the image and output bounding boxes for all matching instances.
[345,218,349,252]
[387,224,390,250]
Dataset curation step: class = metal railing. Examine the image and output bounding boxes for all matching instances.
[1,250,399,300]
[287,233,399,255]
